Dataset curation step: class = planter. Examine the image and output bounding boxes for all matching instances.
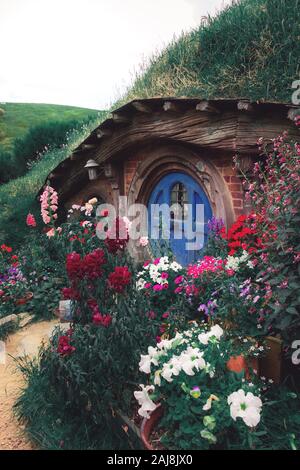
[140,404,164,450]
[15,292,33,306]
[55,300,73,323]
[227,354,259,380]
[259,336,282,384]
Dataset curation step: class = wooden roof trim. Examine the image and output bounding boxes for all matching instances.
[39,97,299,199]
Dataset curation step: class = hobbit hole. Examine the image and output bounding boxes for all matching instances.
[40,98,300,264]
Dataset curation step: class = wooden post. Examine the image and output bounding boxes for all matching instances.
[196,100,220,113]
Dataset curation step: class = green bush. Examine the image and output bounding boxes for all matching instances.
[0,117,102,247]
[0,118,95,184]
[14,292,159,449]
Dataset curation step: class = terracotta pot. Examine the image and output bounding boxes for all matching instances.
[15,292,33,306]
[140,404,163,450]
[227,354,259,380]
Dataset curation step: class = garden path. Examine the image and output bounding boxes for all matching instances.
[0,319,61,450]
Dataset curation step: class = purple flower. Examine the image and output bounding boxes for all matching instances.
[198,304,209,315]
[207,217,225,236]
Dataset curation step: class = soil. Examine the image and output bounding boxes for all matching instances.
[0,319,61,450]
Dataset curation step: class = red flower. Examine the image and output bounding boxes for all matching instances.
[62,287,81,301]
[92,311,112,327]
[66,252,83,281]
[1,244,12,253]
[82,248,106,280]
[100,209,109,217]
[108,266,131,293]
[87,298,98,310]
[105,218,129,254]
[57,335,76,356]
[26,213,36,227]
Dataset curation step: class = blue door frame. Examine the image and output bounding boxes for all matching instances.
[148,172,213,266]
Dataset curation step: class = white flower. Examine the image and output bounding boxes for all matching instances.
[139,354,152,374]
[136,278,146,290]
[134,384,157,419]
[161,360,180,382]
[225,250,249,272]
[227,389,262,428]
[198,324,224,345]
[170,261,182,272]
[138,346,162,374]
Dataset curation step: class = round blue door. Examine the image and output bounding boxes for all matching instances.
[148,172,212,266]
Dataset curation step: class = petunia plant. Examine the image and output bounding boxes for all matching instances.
[134,323,300,450]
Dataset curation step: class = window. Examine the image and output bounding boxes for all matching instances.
[170,182,188,220]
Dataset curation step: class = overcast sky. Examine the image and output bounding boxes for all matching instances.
[0,0,231,109]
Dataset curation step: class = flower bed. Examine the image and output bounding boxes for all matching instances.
[10,129,300,449]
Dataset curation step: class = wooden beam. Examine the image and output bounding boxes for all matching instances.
[112,112,130,124]
[196,100,219,113]
[163,101,179,112]
[81,144,96,150]
[131,101,152,113]
[237,101,254,112]
[48,172,62,180]
[97,128,113,138]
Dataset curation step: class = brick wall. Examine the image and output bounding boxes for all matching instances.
[214,158,245,219]
[124,155,142,194]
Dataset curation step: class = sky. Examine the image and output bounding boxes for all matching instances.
[0,0,231,110]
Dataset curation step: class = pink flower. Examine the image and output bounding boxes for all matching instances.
[40,186,58,225]
[174,286,183,294]
[153,258,160,265]
[143,260,150,267]
[174,275,183,284]
[139,236,149,247]
[161,272,169,279]
[26,213,36,227]
[46,228,55,238]
[144,282,152,289]
[226,269,235,276]
[147,311,156,319]
[162,312,169,319]
[153,284,163,291]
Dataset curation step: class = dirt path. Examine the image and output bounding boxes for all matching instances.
[0,320,60,450]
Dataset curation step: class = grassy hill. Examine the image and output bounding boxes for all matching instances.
[117,0,300,106]
[0,102,101,150]
[0,0,299,246]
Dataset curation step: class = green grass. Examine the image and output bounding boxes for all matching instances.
[0,117,105,246]
[14,352,142,450]
[116,0,300,106]
[0,103,101,150]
